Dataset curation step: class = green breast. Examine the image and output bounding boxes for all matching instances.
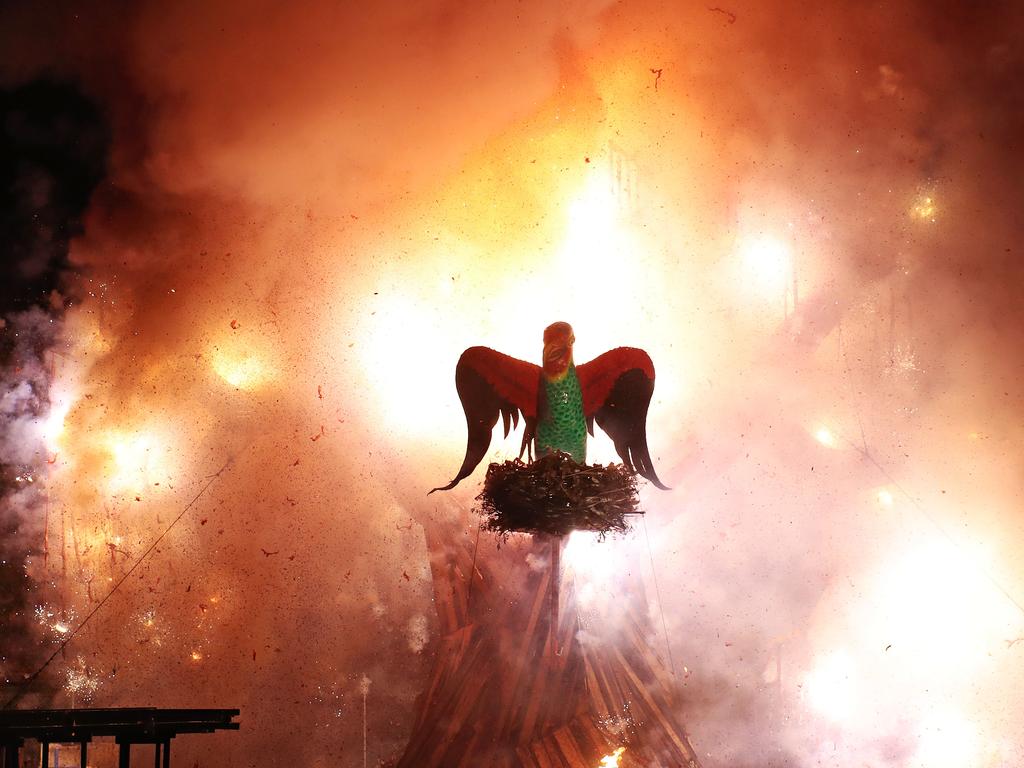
[535,365,587,463]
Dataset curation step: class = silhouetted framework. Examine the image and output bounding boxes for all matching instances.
[397,514,701,768]
[0,707,239,768]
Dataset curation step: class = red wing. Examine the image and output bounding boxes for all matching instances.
[576,347,668,489]
[430,346,540,493]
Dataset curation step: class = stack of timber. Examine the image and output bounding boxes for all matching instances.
[396,511,701,768]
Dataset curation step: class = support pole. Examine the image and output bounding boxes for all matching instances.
[154,741,161,768]
[81,741,88,768]
[118,741,130,768]
[548,535,562,656]
[2,743,21,768]
[162,739,171,768]
[41,741,50,768]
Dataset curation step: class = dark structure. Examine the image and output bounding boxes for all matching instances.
[397,513,700,767]
[0,708,239,768]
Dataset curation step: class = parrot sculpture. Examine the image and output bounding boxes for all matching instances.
[431,321,669,493]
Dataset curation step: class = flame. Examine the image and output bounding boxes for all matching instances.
[598,746,625,767]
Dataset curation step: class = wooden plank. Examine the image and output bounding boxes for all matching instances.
[495,561,552,738]
[551,725,588,767]
[612,647,698,762]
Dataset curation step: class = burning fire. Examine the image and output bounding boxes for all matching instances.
[597,746,625,767]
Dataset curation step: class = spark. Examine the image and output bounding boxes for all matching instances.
[911,193,938,222]
[877,488,894,508]
[190,650,203,662]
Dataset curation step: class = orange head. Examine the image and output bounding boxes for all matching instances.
[542,321,575,378]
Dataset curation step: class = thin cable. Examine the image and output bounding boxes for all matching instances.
[3,457,234,710]
[642,516,677,677]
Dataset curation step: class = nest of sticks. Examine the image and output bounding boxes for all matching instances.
[475,452,642,538]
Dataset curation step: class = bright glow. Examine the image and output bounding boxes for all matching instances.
[805,649,857,723]
[357,294,462,440]
[870,539,1017,664]
[41,400,71,453]
[105,430,173,494]
[911,194,937,222]
[813,426,838,448]
[739,234,791,297]
[563,531,624,583]
[876,488,894,508]
[190,650,203,662]
[913,710,979,768]
[210,346,271,390]
[598,746,625,767]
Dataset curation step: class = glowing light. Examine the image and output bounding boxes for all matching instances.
[64,665,100,700]
[876,488,894,508]
[913,710,979,768]
[813,426,838,448]
[52,622,70,635]
[871,539,1017,664]
[598,747,625,767]
[210,347,271,390]
[563,531,623,582]
[739,234,791,297]
[41,400,71,452]
[190,650,203,662]
[105,430,173,494]
[911,194,937,222]
[805,649,857,723]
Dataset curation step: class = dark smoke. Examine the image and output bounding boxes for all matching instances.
[1,80,109,697]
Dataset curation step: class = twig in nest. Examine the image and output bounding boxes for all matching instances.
[475,453,643,538]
